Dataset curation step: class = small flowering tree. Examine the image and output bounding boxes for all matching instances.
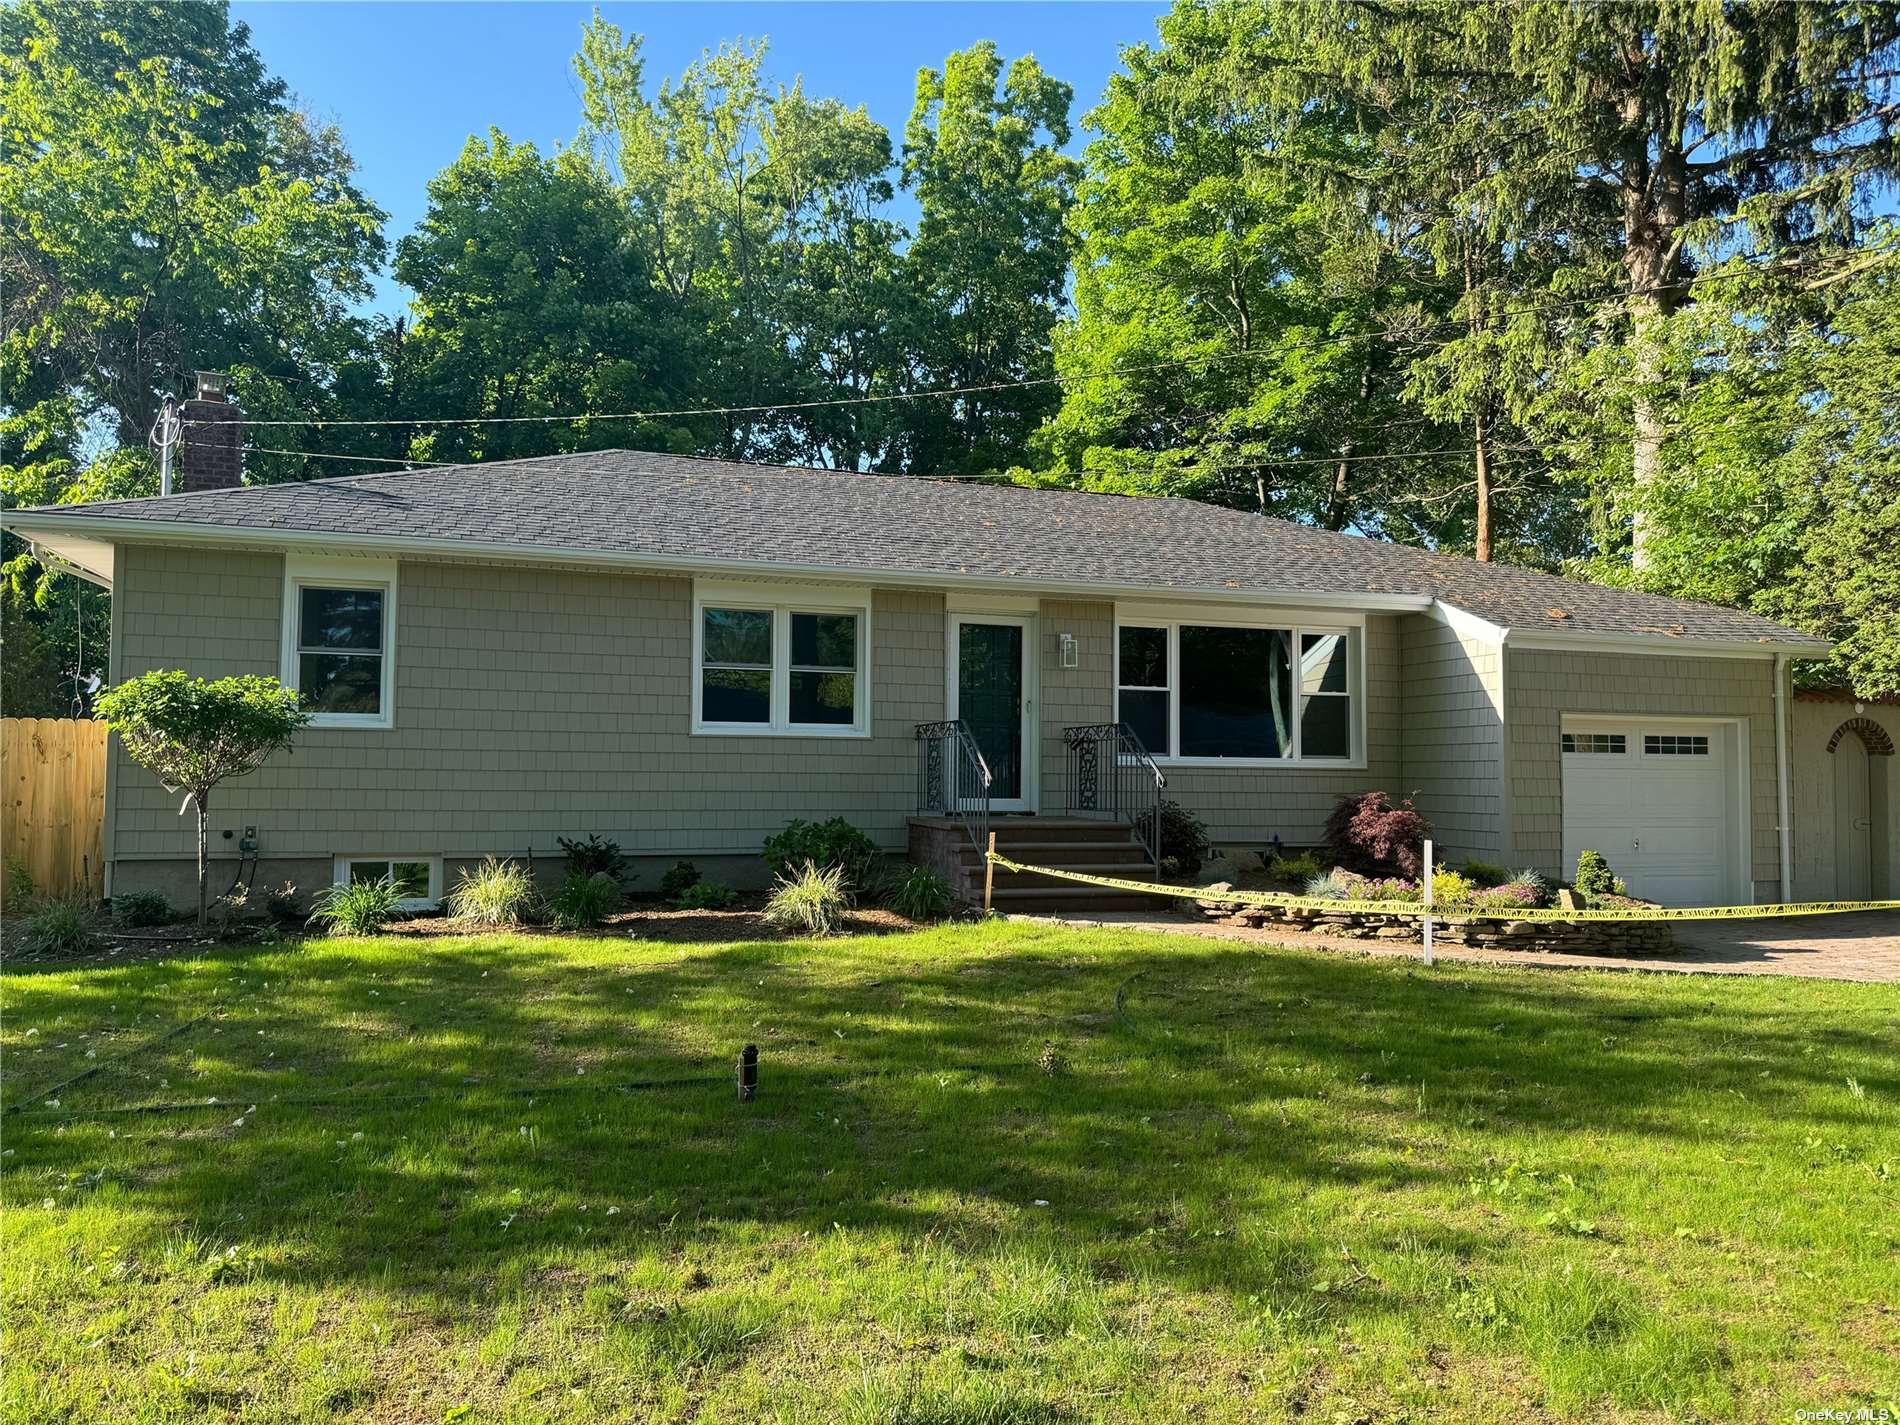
[1324,790,1433,880]
[93,672,310,926]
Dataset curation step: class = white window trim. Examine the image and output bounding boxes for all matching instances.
[1113,609,1367,769]
[692,580,872,738]
[332,854,441,911]
[282,555,398,730]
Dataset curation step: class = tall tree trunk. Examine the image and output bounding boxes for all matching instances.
[1460,244,1496,562]
[1618,85,1689,570]
[1325,364,1371,532]
[1473,409,1494,562]
[195,792,209,927]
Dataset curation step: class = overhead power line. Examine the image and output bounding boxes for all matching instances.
[188,247,1888,434]
[243,445,454,468]
[237,435,1584,486]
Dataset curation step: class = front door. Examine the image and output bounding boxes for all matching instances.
[949,616,1034,811]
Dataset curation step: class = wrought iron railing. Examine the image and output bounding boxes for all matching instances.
[1061,722,1167,880]
[915,720,993,857]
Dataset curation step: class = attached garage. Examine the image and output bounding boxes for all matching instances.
[1559,716,1749,907]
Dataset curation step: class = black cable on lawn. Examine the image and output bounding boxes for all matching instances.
[6,1072,732,1122]
[1113,971,1150,1035]
[2,1008,220,1117]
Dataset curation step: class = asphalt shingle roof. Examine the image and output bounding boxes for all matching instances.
[9,448,1825,649]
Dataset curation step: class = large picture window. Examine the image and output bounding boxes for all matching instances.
[694,585,869,735]
[1116,617,1359,765]
[282,557,396,728]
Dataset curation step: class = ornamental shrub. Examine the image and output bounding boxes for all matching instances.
[762,818,880,895]
[557,834,626,883]
[308,878,402,936]
[1324,791,1433,879]
[1461,859,1510,887]
[447,857,539,927]
[675,880,738,911]
[548,871,622,930]
[1133,799,1212,879]
[1305,871,1352,900]
[21,899,96,956]
[1270,849,1327,884]
[657,860,702,900]
[883,864,955,922]
[112,889,174,927]
[1472,881,1543,911]
[1573,849,1617,898]
[1428,869,1477,904]
[763,862,851,937]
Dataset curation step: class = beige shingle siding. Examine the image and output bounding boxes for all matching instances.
[1035,598,1115,811]
[1397,615,1507,867]
[110,544,945,862]
[1503,649,1782,899]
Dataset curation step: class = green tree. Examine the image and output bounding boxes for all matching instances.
[93,672,310,925]
[575,20,912,467]
[1029,4,1454,537]
[1608,247,1900,698]
[1,0,387,443]
[901,43,1078,474]
[2,1,388,690]
[1277,0,1900,564]
[392,132,683,465]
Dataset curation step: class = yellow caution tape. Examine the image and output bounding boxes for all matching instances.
[986,852,1900,923]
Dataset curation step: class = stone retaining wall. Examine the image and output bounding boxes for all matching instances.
[1178,888,1675,956]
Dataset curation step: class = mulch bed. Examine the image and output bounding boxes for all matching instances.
[382,901,922,943]
[3,900,928,969]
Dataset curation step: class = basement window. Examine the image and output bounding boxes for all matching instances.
[333,856,440,911]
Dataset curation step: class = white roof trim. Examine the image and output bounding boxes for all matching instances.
[1,510,1434,613]
[1430,597,1828,659]
[1427,599,1510,645]
[1503,632,1830,659]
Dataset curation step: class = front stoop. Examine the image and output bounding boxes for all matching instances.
[907,816,1164,912]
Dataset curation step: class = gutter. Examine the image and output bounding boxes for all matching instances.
[1774,652,1794,903]
[1,511,1436,615]
[1428,598,1826,661]
[28,544,112,589]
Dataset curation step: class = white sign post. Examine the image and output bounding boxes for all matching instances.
[1422,837,1435,966]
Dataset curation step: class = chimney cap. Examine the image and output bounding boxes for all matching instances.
[193,371,229,402]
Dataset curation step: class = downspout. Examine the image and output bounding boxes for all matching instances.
[1774,653,1792,903]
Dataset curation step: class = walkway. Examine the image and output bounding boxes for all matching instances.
[1016,908,1900,983]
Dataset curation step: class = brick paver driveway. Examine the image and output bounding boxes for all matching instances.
[1033,909,1900,983]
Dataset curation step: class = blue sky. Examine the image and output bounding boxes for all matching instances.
[230,1,1172,317]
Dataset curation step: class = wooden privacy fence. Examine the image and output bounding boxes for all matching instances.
[2,718,107,904]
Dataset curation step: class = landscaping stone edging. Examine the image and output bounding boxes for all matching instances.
[1177,885,1675,956]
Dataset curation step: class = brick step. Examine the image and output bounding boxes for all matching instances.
[960,861,1160,890]
[957,858,1147,881]
[955,839,1151,865]
[983,821,1140,845]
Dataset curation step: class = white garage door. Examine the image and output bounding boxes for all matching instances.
[1560,720,1740,907]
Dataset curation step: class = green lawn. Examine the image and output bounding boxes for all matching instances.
[2,922,1895,1424]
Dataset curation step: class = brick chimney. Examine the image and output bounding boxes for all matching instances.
[178,371,244,492]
